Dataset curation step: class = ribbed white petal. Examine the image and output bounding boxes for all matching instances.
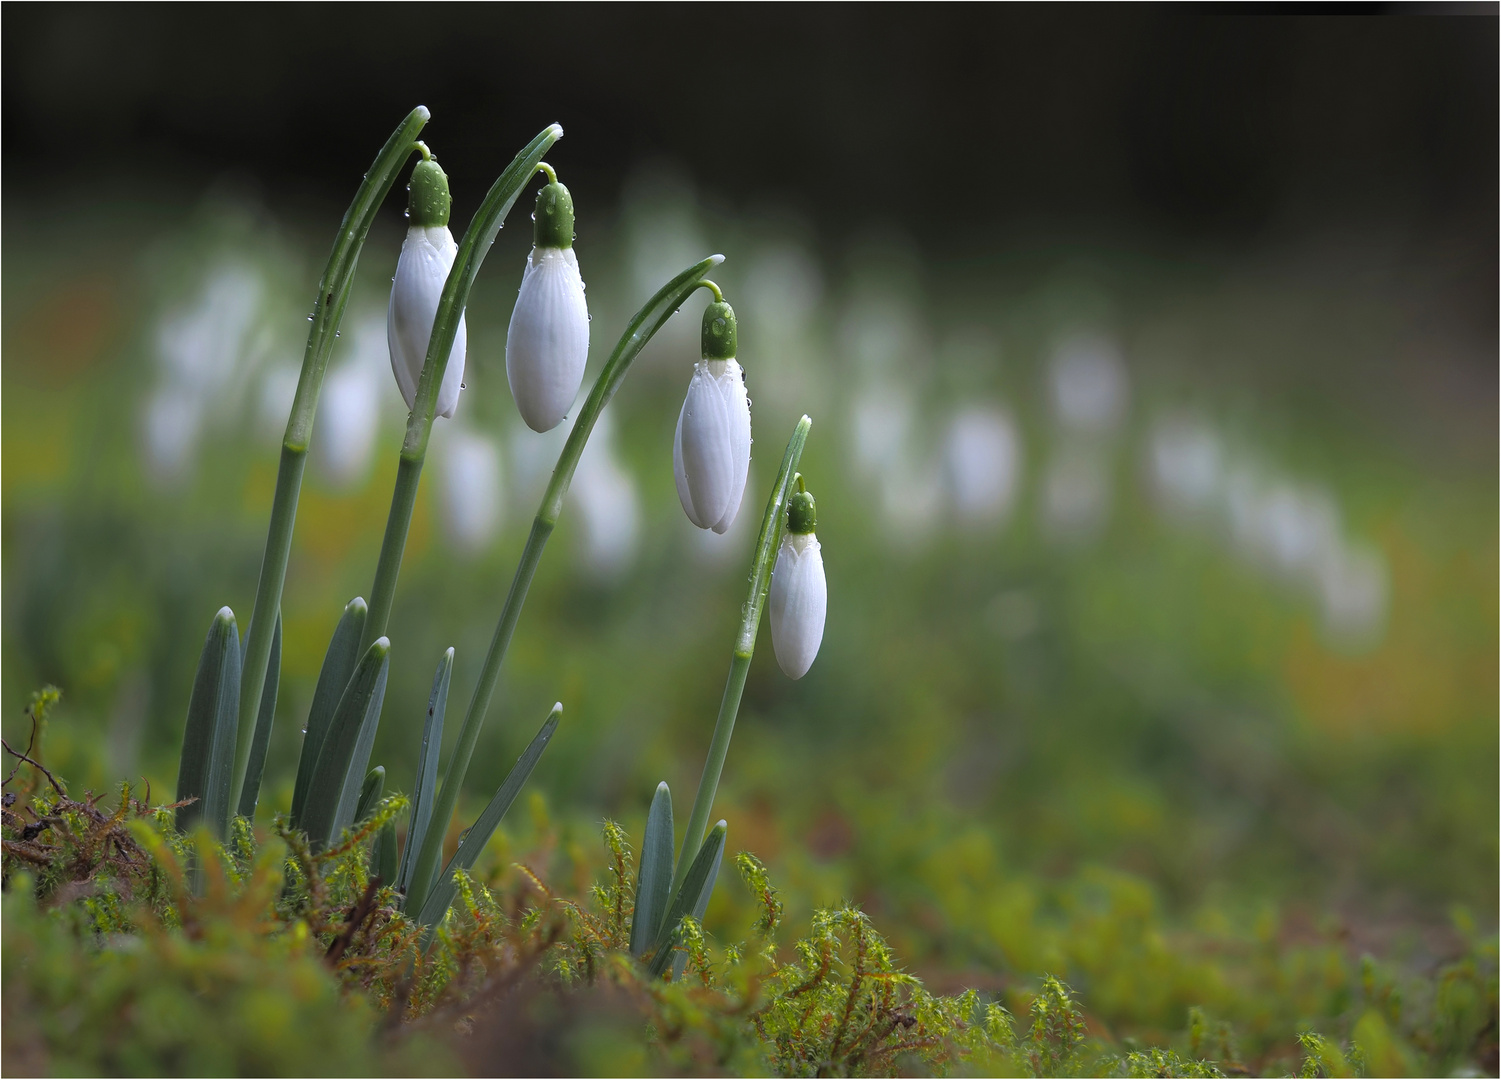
[506,246,590,432]
[768,532,826,679]
[710,360,752,534]
[387,225,467,419]
[674,359,751,531]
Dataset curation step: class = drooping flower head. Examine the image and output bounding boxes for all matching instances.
[768,479,826,679]
[387,153,466,419]
[506,171,590,432]
[674,295,751,534]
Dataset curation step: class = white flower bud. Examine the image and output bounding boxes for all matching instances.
[673,358,751,533]
[769,531,826,679]
[387,224,467,419]
[505,246,590,432]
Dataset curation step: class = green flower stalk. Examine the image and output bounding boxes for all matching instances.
[672,415,812,895]
[403,254,726,918]
[360,125,563,654]
[229,106,430,819]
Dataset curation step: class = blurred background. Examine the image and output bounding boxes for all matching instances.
[3,6,1495,1059]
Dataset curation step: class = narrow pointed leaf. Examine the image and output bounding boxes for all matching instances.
[414,704,561,927]
[647,820,726,979]
[299,637,390,850]
[236,612,282,819]
[332,661,392,838]
[174,607,241,838]
[374,819,398,886]
[290,597,367,828]
[396,648,453,900]
[629,781,674,958]
[673,835,725,981]
[354,766,385,824]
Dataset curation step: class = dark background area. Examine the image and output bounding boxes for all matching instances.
[5,6,1496,257]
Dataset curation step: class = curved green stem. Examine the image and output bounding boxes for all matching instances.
[404,253,726,917]
[689,279,724,303]
[535,161,558,184]
[671,415,812,896]
[360,123,563,654]
[229,105,430,819]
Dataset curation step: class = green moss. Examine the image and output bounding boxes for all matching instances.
[2,753,1496,1077]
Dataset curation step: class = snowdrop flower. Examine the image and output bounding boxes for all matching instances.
[674,296,752,533]
[388,154,466,419]
[506,172,590,432]
[769,481,827,679]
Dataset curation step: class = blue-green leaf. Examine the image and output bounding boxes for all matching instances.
[396,648,453,901]
[673,836,724,981]
[354,766,385,824]
[630,781,674,958]
[174,607,241,838]
[236,612,281,820]
[359,766,399,885]
[373,818,398,886]
[415,703,560,928]
[647,820,726,979]
[299,637,390,850]
[290,597,367,829]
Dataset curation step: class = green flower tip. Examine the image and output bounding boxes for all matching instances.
[371,636,392,658]
[408,158,451,228]
[701,300,737,361]
[214,605,236,627]
[533,182,575,248]
[787,490,817,534]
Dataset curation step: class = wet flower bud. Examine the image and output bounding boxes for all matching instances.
[673,300,751,533]
[388,157,466,418]
[506,181,590,432]
[769,487,825,679]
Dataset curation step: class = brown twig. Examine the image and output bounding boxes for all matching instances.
[1,737,65,797]
[326,875,383,965]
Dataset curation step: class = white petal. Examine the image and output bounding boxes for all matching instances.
[387,225,466,418]
[675,361,737,528]
[768,533,826,679]
[506,247,590,432]
[709,360,751,534]
[673,404,693,521]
